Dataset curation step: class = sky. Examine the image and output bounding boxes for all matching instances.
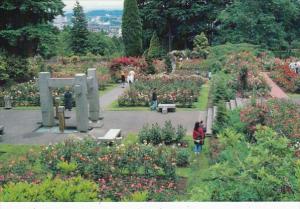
[63,0,124,12]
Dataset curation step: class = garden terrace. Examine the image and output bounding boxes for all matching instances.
[118,74,206,108]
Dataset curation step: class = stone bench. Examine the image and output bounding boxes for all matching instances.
[0,125,4,135]
[97,129,122,142]
[157,104,176,114]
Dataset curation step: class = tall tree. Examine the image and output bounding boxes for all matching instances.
[70,1,89,55]
[122,0,143,56]
[0,0,64,57]
[216,0,300,51]
[147,32,162,59]
[137,0,231,51]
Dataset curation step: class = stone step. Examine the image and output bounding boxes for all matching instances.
[230,100,237,110]
[206,108,213,136]
[213,106,217,122]
[225,102,230,110]
[236,97,243,108]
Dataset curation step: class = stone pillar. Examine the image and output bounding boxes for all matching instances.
[54,97,61,119]
[74,74,89,132]
[39,72,54,127]
[87,68,100,122]
[4,95,12,109]
[58,106,65,133]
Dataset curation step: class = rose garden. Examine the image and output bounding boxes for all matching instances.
[1,0,300,203]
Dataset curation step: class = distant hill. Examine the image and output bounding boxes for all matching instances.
[65,10,123,18]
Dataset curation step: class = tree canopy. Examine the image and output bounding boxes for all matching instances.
[0,0,64,57]
[214,0,300,51]
[122,0,143,56]
[70,1,90,55]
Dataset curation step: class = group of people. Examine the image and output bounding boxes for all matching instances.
[120,70,135,88]
[193,121,206,155]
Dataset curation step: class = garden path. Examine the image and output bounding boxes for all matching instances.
[261,72,289,99]
[0,83,207,145]
[100,83,128,108]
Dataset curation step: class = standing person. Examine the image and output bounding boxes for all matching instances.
[150,88,158,110]
[128,70,135,84]
[193,122,205,155]
[64,88,73,111]
[121,71,126,88]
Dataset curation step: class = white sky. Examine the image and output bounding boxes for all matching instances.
[63,0,124,12]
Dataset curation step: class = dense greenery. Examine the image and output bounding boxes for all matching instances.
[0,0,64,57]
[217,0,300,51]
[70,1,89,55]
[137,0,229,50]
[122,0,143,56]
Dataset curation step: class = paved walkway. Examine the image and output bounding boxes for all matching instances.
[100,84,128,108]
[261,72,289,99]
[0,85,207,145]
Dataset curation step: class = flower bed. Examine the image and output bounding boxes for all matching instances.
[0,139,185,201]
[240,99,300,142]
[269,62,300,93]
[118,74,205,108]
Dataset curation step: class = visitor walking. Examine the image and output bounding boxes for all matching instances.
[127,70,135,84]
[193,122,205,155]
[150,88,158,110]
[121,71,126,88]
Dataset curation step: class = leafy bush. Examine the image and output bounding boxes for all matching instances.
[240,99,300,142]
[138,121,186,145]
[0,176,98,202]
[40,139,178,180]
[122,191,149,202]
[176,148,189,167]
[201,126,298,201]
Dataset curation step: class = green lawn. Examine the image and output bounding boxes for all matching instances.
[194,81,210,111]
[0,144,40,161]
[175,136,211,201]
[9,106,41,110]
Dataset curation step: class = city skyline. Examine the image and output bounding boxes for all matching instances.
[63,0,124,12]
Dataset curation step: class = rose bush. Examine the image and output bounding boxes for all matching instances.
[118,74,205,107]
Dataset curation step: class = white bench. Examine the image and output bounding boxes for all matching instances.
[97,129,122,142]
[157,104,176,114]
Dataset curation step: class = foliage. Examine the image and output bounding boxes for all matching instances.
[118,74,205,107]
[122,0,143,56]
[270,61,300,93]
[201,126,298,201]
[240,99,300,142]
[176,149,189,167]
[213,102,228,134]
[211,72,235,105]
[164,54,173,73]
[216,0,300,51]
[137,0,229,50]
[98,176,177,201]
[193,32,210,58]
[109,56,147,78]
[138,121,186,145]
[147,32,163,59]
[0,0,64,57]
[39,139,178,180]
[70,1,89,55]
[88,32,121,56]
[0,176,98,202]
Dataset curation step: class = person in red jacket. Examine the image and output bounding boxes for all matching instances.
[193,121,205,154]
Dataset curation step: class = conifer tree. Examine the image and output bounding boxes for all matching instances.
[122,0,143,56]
[70,1,89,55]
[0,0,64,57]
[193,32,210,58]
[147,32,162,59]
